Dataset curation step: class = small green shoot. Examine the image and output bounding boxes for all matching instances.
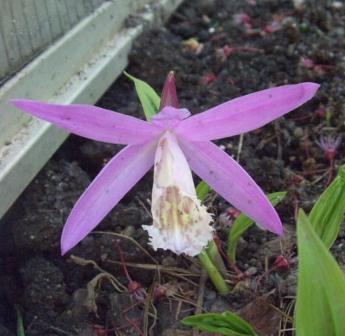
[15,305,25,336]
[227,192,287,262]
[325,109,332,127]
[309,164,345,248]
[181,311,257,336]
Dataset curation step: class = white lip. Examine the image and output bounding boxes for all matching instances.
[143,131,213,256]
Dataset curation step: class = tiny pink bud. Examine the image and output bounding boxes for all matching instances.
[274,255,290,270]
[160,71,179,110]
[200,73,216,86]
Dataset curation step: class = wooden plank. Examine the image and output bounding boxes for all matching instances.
[63,0,79,27]
[0,30,10,81]
[73,0,86,20]
[44,0,63,38]
[19,0,43,53]
[33,0,53,45]
[0,0,21,68]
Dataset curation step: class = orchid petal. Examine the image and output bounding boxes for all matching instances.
[179,139,283,235]
[61,140,157,254]
[11,99,161,144]
[175,83,319,141]
[160,71,179,110]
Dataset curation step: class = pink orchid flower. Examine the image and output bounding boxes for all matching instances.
[11,73,319,256]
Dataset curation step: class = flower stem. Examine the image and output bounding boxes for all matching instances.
[198,249,230,295]
[205,239,228,277]
[196,181,229,294]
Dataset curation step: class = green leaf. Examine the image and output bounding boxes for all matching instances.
[296,210,345,336]
[309,164,345,248]
[181,311,257,336]
[15,305,25,336]
[227,192,287,262]
[124,71,160,121]
[196,181,210,202]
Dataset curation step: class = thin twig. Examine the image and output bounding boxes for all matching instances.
[108,259,200,286]
[70,255,126,291]
[93,231,158,264]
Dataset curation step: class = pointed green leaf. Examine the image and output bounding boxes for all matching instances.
[296,210,345,336]
[227,192,287,262]
[181,311,257,336]
[309,164,345,248]
[15,305,25,336]
[124,71,160,121]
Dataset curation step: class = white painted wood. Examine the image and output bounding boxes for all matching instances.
[0,30,9,78]
[0,1,22,67]
[0,0,183,218]
[0,0,107,81]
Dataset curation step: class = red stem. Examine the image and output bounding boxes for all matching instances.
[116,242,132,283]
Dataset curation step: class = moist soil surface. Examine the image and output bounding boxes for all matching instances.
[1,0,345,335]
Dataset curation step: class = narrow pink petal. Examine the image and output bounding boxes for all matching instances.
[175,83,319,141]
[61,140,157,254]
[159,71,179,110]
[179,139,283,235]
[11,99,161,144]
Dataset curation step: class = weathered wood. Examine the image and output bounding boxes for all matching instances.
[0,0,107,82]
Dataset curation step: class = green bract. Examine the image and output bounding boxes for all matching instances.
[295,210,345,336]
[124,71,160,120]
[309,164,345,248]
[181,311,257,336]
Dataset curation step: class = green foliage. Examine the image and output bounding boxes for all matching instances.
[124,71,160,121]
[181,311,257,336]
[309,164,345,248]
[325,109,332,127]
[196,181,210,202]
[295,210,345,336]
[227,192,286,262]
[15,305,25,336]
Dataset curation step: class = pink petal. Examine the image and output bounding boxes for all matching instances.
[11,99,161,144]
[159,71,179,110]
[179,139,283,235]
[61,140,157,254]
[175,83,319,141]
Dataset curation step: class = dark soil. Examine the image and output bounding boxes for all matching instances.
[1,0,345,335]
